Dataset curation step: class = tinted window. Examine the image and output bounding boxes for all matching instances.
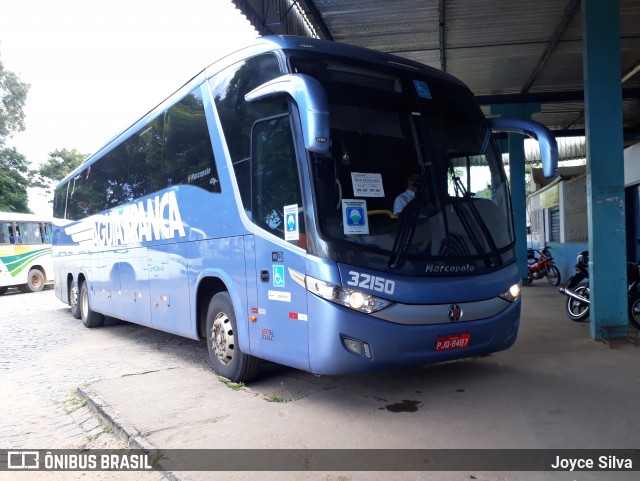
[163,89,220,193]
[58,85,218,220]
[210,54,285,209]
[251,115,304,245]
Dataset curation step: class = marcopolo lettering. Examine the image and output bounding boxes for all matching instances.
[425,263,475,273]
[92,191,186,247]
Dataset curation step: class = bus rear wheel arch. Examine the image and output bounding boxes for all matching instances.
[205,291,260,383]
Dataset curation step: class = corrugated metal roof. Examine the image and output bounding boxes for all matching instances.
[232,0,640,143]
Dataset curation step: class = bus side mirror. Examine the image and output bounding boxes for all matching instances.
[488,118,558,178]
[245,74,330,155]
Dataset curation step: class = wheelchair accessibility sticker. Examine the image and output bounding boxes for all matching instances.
[272,264,285,288]
[342,199,369,235]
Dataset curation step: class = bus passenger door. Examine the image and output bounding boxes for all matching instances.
[248,115,310,372]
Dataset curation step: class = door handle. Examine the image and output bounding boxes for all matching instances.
[260,270,269,282]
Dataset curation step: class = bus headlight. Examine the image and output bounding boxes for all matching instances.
[499,281,522,303]
[305,275,393,314]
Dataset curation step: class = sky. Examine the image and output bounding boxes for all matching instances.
[0,0,259,215]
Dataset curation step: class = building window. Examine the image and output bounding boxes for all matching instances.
[549,207,560,242]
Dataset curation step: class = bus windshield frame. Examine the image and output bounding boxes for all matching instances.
[287,52,515,276]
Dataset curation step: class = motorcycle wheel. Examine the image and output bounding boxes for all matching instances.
[525,271,533,285]
[628,294,640,330]
[546,265,561,286]
[566,283,590,322]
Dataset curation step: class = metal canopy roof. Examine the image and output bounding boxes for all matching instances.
[232,0,640,144]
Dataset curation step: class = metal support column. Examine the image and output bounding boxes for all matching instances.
[582,0,627,338]
[491,103,541,282]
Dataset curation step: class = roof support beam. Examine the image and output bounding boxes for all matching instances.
[296,0,333,40]
[232,0,332,39]
[582,0,627,338]
[439,0,446,72]
[476,88,640,105]
[521,0,580,94]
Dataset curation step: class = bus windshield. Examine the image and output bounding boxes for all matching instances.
[290,55,515,276]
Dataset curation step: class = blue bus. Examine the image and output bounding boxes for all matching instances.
[52,36,557,382]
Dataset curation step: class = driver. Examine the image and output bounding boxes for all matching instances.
[393,173,420,215]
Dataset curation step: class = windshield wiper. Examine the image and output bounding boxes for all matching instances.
[449,170,502,267]
[388,178,426,269]
[388,114,433,269]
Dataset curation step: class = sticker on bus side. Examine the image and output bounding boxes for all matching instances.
[413,80,432,99]
[268,290,291,302]
[284,204,299,241]
[272,265,285,288]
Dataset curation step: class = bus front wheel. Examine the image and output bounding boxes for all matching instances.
[206,292,260,383]
[80,282,104,328]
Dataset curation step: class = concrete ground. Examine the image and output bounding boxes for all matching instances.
[75,282,640,481]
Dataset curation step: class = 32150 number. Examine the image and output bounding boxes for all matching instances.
[346,271,395,294]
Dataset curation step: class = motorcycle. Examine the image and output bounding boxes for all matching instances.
[558,250,640,329]
[526,246,561,286]
[558,251,590,322]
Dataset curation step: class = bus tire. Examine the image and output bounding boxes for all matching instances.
[69,284,81,319]
[25,268,45,292]
[206,292,260,383]
[0,287,7,295]
[80,281,104,328]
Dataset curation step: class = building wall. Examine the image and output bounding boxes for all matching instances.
[527,175,587,283]
[562,175,588,243]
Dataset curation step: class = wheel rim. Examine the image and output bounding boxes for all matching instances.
[81,286,89,318]
[568,286,589,317]
[547,267,559,284]
[70,286,78,312]
[31,273,42,289]
[211,312,234,365]
[631,300,640,323]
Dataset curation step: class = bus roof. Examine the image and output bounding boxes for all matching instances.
[58,35,470,187]
[0,212,52,222]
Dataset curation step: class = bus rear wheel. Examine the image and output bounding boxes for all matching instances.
[206,292,260,383]
[25,268,45,293]
[69,284,81,319]
[80,281,104,328]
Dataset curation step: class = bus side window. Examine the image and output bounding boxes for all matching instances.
[250,115,305,247]
[0,222,9,244]
[10,225,21,244]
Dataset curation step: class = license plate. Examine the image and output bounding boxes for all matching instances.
[435,333,471,351]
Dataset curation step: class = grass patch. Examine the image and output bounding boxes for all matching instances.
[217,376,245,391]
[264,393,296,403]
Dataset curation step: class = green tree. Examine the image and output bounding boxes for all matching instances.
[0,147,31,212]
[0,55,30,212]
[31,148,87,193]
[0,58,29,146]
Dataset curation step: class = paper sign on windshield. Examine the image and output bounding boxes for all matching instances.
[351,172,384,198]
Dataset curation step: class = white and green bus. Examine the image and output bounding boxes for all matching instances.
[0,212,54,294]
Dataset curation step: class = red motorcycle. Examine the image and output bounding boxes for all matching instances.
[526,247,561,286]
